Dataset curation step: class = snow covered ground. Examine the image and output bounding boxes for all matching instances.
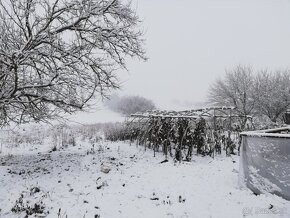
[66,106,125,125]
[0,135,289,218]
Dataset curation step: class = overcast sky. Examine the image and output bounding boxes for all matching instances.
[114,0,290,110]
[71,0,290,123]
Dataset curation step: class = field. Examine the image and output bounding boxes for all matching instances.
[0,125,289,218]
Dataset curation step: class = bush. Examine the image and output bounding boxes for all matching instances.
[11,194,47,217]
[103,122,131,142]
[106,95,156,115]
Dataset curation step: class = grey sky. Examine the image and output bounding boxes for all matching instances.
[115,0,290,110]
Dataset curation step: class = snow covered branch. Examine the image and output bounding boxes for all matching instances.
[0,0,146,125]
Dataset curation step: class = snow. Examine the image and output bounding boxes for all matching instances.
[65,105,125,125]
[241,126,290,138]
[0,132,289,218]
[248,166,282,193]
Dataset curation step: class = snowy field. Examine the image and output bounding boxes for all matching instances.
[0,130,289,218]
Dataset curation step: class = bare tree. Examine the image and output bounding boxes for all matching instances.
[208,65,255,128]
[0,0,146,126]
[106,95,156,115]
[253,69,290,123]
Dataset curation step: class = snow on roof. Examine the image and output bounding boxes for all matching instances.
[241,126,290,138]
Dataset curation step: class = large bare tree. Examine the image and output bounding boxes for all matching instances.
[208,65,256,128]
[0,0,146,126]
[253,69,290,123]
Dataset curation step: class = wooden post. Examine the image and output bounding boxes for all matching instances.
[285,110,290,125]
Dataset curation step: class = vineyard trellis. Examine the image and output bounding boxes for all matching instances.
[124,107,254,161]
